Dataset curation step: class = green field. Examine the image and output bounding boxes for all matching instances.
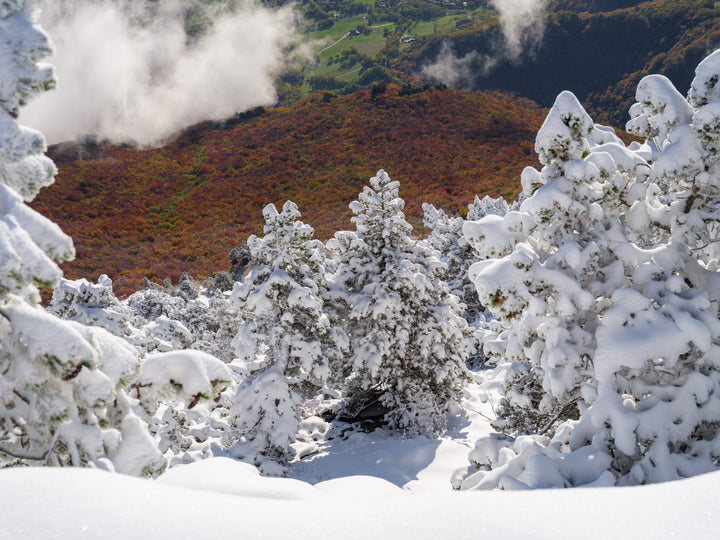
[409,14,462,37]
[294,2,493,92]
[300,17,392,82]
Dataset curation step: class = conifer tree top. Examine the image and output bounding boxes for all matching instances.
[626,74,693,147]
[688,48,720,108]
[535,91,593,165]
[349,169,413,253]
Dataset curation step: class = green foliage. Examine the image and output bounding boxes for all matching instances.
[291,0,492,101]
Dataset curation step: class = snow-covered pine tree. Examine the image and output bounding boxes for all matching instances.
[458,50,720,490]
[228,201,345,467]
[421,203,483,323]
[579,50,720,486]
[0,2,163,474]
[463,91,637,435]
[332,170,469,434]
[626,51,720,295]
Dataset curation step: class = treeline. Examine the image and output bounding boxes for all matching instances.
[300,0,487,27]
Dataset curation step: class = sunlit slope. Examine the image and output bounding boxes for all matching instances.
[31,86,545,296]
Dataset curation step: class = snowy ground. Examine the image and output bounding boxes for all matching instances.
[4,457,720,539]
[2,372,720,539]
[288,372,499,492]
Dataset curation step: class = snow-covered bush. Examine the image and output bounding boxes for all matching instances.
[459,50,720,489]
[228,201,345,467]
[466,194,517,221]
[49,273,245,466]
[135,350,232,415]
[49,274,134,336]
[331,170,470,434]
[128,277,240,361]
[50,274,241,362]
[133,350,233,466]
[48,274,244,467]
[0,2,163,474]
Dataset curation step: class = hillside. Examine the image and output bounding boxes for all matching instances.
[31,86,545,296]
[394,0,720,125]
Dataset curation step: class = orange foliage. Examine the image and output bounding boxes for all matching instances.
[31,86,546,297]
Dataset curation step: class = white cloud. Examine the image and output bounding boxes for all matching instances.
[421,42,495,88]
[421,0,547,88]
[20,0,298,146]
[491,0,547,58]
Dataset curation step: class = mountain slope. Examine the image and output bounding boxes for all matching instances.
[396,0,720,125]
[31,86,546,296]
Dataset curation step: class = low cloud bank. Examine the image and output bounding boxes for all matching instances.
[492,0,547,58]
[21,0,298,146]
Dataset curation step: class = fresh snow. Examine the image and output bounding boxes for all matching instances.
[290,381,493,491]
[5,4,720,537]
[3,376,719,538]
[3,454,720,539]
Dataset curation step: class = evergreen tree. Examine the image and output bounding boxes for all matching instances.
[0,2,163,474]
[421,202,483,323]
[459,50,720,489]
[464,91,633,434]
[228,201,345,466]
[332,170,469,434]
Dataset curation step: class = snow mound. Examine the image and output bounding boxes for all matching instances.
[2,464,720,539]
[158,457,315,500]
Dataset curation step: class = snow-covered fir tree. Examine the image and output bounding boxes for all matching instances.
[331,170,470,434]
[463,91,636,434]
[0,1,163,474]
[421,202,483,323]
[458,50,720,489]
[228,201,346,467]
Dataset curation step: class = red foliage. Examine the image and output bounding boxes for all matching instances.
[31,86,546,297]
